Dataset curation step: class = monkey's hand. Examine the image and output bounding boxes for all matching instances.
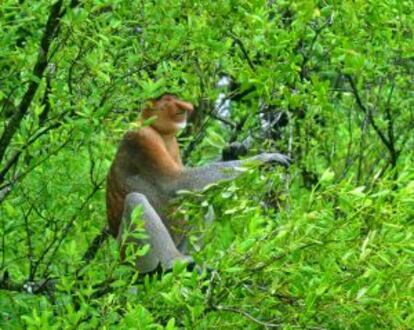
[255,152,291,168]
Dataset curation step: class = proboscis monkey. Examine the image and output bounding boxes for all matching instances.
[106,93,290,274]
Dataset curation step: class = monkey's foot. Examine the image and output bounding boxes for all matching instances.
[137,260,197,282]
[139,263,163,277]
[162,255,194,272]
[137,256,196,279]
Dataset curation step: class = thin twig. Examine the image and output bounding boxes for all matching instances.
[40,178,105,280]
[212,304,282,328]
[228,31,256,72]
[345,75,392,152]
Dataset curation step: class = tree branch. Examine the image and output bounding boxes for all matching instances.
[345,75,397,162]
[228,32,256,72]
[0,0,80,164]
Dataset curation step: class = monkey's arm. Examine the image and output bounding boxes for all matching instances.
[165,153,290,193]
[125,129,182,176]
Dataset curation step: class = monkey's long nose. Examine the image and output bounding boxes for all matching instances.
[175,100,194,112]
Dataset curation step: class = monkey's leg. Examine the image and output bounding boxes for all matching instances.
[118,192,193,273]
[177,238,188,254]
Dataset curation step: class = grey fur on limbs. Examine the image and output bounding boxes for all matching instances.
[163,152,290,194]
[117,192,192,273]
[118,152,290,274]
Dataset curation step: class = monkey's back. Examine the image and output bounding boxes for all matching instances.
[106,163,127,237]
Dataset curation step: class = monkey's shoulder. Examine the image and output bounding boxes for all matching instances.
[120,126,181,176]
[123,127,163,150]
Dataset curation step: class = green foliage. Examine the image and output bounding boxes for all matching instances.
[1,0,413,329]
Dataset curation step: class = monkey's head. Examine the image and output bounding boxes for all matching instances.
[141,94,194,135]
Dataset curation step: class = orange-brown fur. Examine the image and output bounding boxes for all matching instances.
[106,94,193,238]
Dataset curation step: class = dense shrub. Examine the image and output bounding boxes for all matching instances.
[1,1,413,328]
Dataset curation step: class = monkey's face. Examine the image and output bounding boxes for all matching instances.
[143,94,194,134]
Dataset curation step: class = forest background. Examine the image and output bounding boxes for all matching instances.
[0,0,413,329]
